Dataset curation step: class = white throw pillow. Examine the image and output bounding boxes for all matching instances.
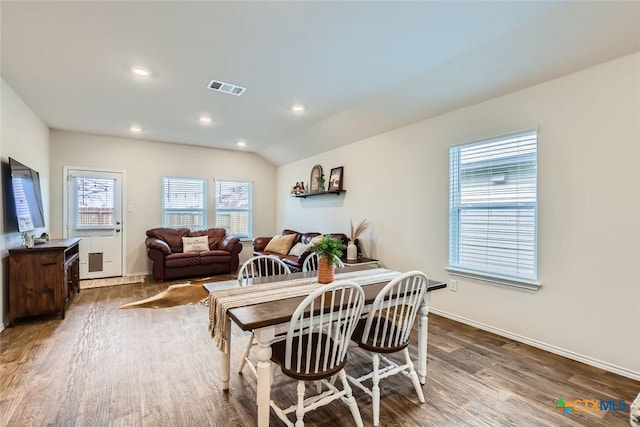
[308,235,325,247]
[182,236,209,253]
[288,242,309,256]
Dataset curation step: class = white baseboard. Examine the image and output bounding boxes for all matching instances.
[430,308,640,381]
[128,271,150,277]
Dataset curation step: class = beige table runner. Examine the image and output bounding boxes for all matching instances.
[209,268,400,351]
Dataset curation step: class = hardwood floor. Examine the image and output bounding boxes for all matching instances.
[1,282,638,426]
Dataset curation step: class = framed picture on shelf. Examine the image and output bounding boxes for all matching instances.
[309,164,323,193]
[329,166,343,191]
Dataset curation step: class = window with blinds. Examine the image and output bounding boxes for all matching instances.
[449,130,538,283]
[162,177,207,230]
[75,177,116,229]
[215,179,252,239]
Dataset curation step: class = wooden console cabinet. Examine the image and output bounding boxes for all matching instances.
[9,238,80,325]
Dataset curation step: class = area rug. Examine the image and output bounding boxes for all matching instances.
[119,275,236,309]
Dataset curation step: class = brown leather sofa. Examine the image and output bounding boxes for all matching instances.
[145,227,242,281]
[253,229,354,272]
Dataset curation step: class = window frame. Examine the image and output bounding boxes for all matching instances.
[161,176,207,230]
[448,129,540,290]
[214,179,253,239]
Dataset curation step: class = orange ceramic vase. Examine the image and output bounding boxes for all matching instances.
[317,256,335,284]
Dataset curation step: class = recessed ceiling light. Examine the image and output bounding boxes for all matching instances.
[199,115,212,125]
[130,125,142,134]
[291,104,305,114]
[131,66,151,77]
[237,139,246,148]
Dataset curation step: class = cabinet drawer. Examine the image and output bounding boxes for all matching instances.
[39,253,60,266]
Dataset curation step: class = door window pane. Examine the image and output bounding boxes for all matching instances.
[75,177,116,229]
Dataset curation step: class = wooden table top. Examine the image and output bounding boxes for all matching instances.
[204,265,446,332]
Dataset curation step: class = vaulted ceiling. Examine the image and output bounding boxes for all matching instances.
[2,1,639,165]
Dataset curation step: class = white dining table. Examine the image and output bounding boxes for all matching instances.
[205,265,446,427]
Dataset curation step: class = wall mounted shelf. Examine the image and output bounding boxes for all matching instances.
[292,190,346,198]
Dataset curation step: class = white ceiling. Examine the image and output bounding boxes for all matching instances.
[2,1,639,165]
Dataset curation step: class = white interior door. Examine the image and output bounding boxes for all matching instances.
[67,169,123,279]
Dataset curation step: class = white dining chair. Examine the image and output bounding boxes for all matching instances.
[269,280,365,427]
[346,271,429,427]
[238,255,292,286]
[301,252,345,272]
[238,255,292,376]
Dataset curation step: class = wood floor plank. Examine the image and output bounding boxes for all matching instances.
[1,281,638,426]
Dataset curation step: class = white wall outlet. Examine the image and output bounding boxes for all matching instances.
[450,279,458,292]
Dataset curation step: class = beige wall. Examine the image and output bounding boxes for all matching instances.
[277,53,640,377]
[0,79,50,329]
[50,131,277,276]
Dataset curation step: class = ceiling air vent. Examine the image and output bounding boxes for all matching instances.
[207,79,246,96]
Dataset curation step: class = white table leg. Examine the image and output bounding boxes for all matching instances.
[417,293,430,384]
[255,328,274,427]
[222,320,231,391]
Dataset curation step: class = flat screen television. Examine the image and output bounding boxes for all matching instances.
[8,157,45,232]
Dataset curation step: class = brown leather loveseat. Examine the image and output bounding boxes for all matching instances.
[253,229,353,272]
[145,227,242,281]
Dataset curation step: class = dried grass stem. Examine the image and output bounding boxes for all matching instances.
[350,219,369,242]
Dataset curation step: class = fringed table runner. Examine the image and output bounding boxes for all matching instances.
[209,268,400,351]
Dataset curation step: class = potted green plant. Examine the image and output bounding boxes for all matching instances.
[312,235,345,284]
[317,172,326,192]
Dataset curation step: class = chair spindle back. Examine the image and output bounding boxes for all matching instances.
[285,281,365,375]
[238,255,292,286]
[361,271,428,349]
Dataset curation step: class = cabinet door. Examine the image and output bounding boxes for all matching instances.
[10,252,62,317]
[63,262,70,301]
[64,256,80,298]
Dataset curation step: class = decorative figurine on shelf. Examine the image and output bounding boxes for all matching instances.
[291,181,306,195]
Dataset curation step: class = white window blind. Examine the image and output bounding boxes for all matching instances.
[215,179,252,239]
[162,177,207,230]
[449,130,538,283]
[75,177,116,229]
